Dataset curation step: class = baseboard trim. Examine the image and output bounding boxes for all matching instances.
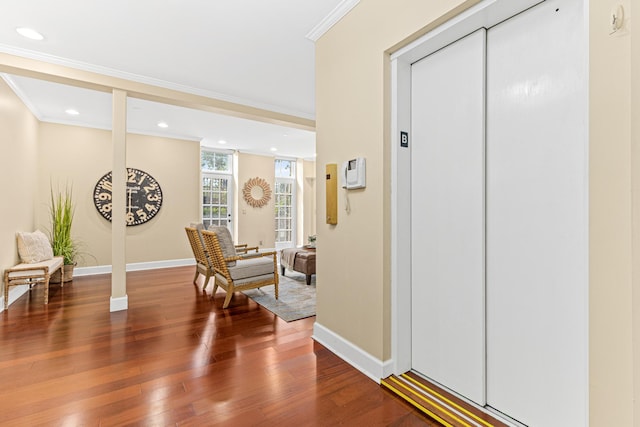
[110,295,128,312]
[0,284,30,312]
[75,258,195,276]
[312,322,393,384]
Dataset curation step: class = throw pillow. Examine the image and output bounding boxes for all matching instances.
[208,225,237,266]
[16,230,54,264]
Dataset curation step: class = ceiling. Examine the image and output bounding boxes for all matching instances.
[0,0,350,159]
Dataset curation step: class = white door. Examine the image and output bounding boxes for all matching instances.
[202,173,233,230]
[275,178,296,251]
[485,0,588,425]
[410,29,486,405]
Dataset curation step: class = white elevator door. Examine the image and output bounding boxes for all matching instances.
[485,0,588,425]
[410,29,486,405]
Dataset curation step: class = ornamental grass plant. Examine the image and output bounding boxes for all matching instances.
[50,185,77,265]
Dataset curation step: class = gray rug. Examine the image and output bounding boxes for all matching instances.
[242,270,316,322]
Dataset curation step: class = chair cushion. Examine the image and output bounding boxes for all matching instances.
[7,256,63,279]
[208,225,237,266]
[227,256,274,280]
[215,272,275,287]
[16,230,54,264]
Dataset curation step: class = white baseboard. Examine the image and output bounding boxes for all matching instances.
[0,284,30,312]
[110,295,128,312]
[75,258,195,276]
[312,322,394,384]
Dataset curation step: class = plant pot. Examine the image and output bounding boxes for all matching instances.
[50,264,74,283]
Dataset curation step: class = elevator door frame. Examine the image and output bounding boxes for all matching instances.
[389,0,544,377]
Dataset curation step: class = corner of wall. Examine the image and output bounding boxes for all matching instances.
[313,322,393,383]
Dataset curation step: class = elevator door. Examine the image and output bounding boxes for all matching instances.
[410,28,486,406]
[485,1,588,425]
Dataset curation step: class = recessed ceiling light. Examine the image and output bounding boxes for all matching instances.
[157,121,168,128]
[16,27,44,41]
[65,109,79,116]
[218,140,227,145]
[270,147,278,152]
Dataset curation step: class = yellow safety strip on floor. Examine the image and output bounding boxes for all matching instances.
[389,376,474,427]
[400,373,495,427]
[381,378,454,427]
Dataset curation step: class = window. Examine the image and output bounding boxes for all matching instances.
[201,149,232,229]
[201,150,231,173]
[275,158,294,179]
[275,159,296,249]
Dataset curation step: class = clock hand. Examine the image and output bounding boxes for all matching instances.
[127,188,132,213]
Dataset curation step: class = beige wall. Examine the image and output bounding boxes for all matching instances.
[2,108,316,271]
[237,152,277,248]
[633,0,640,423]
[589,0,635,425]
[36,123,200,266]
[236,155,315,248]
[317,0,638,424]
[0,78,39,271]
[315,0,473,363]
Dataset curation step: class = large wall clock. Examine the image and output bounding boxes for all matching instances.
[93,168,163,226]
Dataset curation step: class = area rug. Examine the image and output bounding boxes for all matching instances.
[242,270,316,322]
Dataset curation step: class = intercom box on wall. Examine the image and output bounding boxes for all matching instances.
[341,157,366,189]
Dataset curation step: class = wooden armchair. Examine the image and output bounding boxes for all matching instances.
[201,227,278,309]
[185,226,214,289]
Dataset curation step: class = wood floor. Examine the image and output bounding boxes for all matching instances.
[0,266,435,426]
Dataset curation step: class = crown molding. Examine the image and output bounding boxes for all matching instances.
[0,44,315,121]
[1,73,43,120]
[306,0,360,42]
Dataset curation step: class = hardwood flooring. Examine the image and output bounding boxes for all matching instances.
[0,266,435,426]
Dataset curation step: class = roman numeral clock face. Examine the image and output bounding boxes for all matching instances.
[93,168,163,226]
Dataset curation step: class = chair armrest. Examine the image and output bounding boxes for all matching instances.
[223,251,277,262]
[235,244,259,254]
[257,251,277,257]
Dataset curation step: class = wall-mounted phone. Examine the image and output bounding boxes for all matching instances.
[341,157,366,189]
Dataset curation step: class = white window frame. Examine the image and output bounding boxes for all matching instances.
[201,149,233,230]
[274,158,297,250]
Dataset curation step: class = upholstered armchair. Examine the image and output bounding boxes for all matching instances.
[201,227,278,309]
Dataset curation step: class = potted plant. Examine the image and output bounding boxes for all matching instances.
[49,185,77,283]
[307,235,316,248]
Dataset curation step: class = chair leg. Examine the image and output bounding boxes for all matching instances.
[44,276,50,305]
[192,269,199,285]
[222,285,234,308]
[203,272,212,290]
[212,277,219,295]
[4,278,9,310]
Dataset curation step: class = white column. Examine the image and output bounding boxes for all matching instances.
[110,89,128,312]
